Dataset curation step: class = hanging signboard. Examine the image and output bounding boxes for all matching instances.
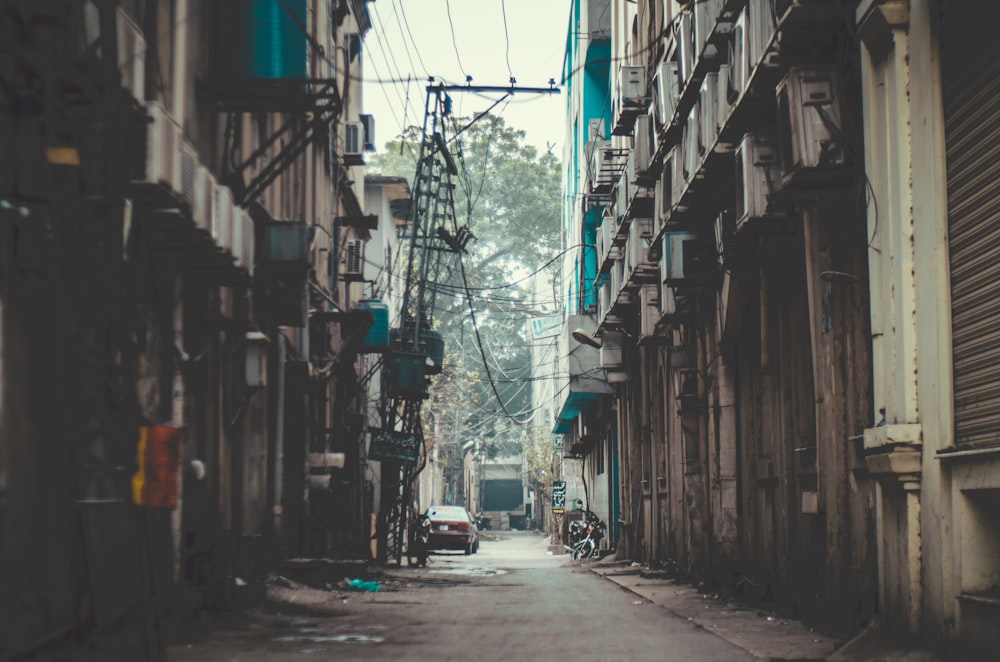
[368,428,421,465]
[552,480,567,514]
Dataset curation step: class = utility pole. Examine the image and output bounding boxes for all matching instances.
[375,81,559,565]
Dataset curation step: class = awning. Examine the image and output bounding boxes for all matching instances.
[552,390,603,434]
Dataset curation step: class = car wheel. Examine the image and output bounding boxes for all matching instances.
[472,539,479,554]
[464,543,472,555]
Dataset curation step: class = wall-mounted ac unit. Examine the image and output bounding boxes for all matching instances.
[618,65,647,109]
[231,204,244,267]
[141,102,177,188]
[634,114,653,175]
[589,118,606,142]
[615,170,629,223]
[344,121,364,156]
[728,10,748,104]
[699,72,718,157]
[590,140,614,191]
[714,209,749,272]
[344,238,365,276]
[176,139,197,207]
[661,231,719,286]
[694,0,724,60]
[654,61,679,128]
[639,283,661,342]
[598,281,611,322]
[212,185,234,253]
[360,114,376,151]
[239,210,255,276]
[657,154,673,229]
[660,282,686,323]
[684,104,701,182]
[677,11,695,86]
[628,218,657,277]
[775,68,846,185]
[717,64,731,134]
[734,133,782,232]
[600,330,626,371]
[192,166,214,232]
[116,8,145,101]
[671,144,687,211]
[748,0,778,70]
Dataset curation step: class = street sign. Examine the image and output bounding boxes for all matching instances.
[368,428,421,465]
[552,480,566,514]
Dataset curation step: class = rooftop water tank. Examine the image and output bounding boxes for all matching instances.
[359,300,390,352]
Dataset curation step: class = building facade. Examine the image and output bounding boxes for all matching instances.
[0,1,388,655]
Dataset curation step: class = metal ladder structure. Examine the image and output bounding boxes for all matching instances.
[377,84,468,564]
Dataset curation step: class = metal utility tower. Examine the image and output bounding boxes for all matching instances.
[375,81,559,564]
[376,84,467,564]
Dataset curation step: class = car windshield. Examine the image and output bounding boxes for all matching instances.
[426,506,469,521]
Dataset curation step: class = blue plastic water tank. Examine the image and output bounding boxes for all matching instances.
[245,0,307,81]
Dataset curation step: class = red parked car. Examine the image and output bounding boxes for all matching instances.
[423,505,479,555]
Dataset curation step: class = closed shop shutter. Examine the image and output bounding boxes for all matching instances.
[944,1,1000,447]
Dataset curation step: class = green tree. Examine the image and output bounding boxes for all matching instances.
[368,114,561,454]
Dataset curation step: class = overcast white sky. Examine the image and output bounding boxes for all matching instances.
[361,0,573,155]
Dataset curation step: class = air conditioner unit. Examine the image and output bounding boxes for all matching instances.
[360,114,376,151]
[728,11,748,104]
[192,166,214,232]
[610,257,623,299]
[600,330,626,371]
[344,121,364,156]
[141,102,177,188]
[671,144,687,211]
[239,210,255,276]
[628,218,656,275]
[658,152,673,228]
[116,8,145,100]
[714,209,748,272]
[717,64,731,134]
[654,61,679,128]
[590,140,614,191]
[618,65,647,109]
[213,185,234,252]
[231,204,243,264]
[677,11,695,86]
[639,283,661,342]
[634,114,653,174]
[699,73,718,157]
[684,104,701,181]
[748,0,777,70]
[176,139,197,206]
[344,238,365,276]
[775,68,846,184]
[589,118,606,141]
[734,133,782,232]
[598,281,611,321]
[660,283,683,322]
[615,171,629,223]
[661,231,719,286]
[694,0,724,59]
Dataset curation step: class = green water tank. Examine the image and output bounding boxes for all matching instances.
[359,300,390,352]
[219,0,308,100]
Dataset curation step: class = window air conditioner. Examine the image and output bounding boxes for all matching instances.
[639,283,661,342]
[634,114,653,174]
[775,68,846,185]
[661,231,718,287]
[360,114,376,151]
[677,11,695,86]
[212,185,234,253]
[728,11,748,104]
[618,65,647,109]
[589,118,606,142]
[193,166,214,232]
[344,121,364,156]
[654,61,679,129]
[141,102,177,189]
[657,153,673,229]
[734,133,782,233]
[699,73,718,157]
[116,8,145,101]
[239,209,255,276]
[176,139,197,207]
[717,64,731,134]
[344,238,365,276]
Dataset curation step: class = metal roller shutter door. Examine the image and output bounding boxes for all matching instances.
[945,1,1000,447]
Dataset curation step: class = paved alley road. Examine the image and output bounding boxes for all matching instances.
[167,532,755,661]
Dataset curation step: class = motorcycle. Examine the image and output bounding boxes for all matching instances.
[565,509,606,560]
[407,514,432,567]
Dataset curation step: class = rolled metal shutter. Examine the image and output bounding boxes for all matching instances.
[945,1,1000,447]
